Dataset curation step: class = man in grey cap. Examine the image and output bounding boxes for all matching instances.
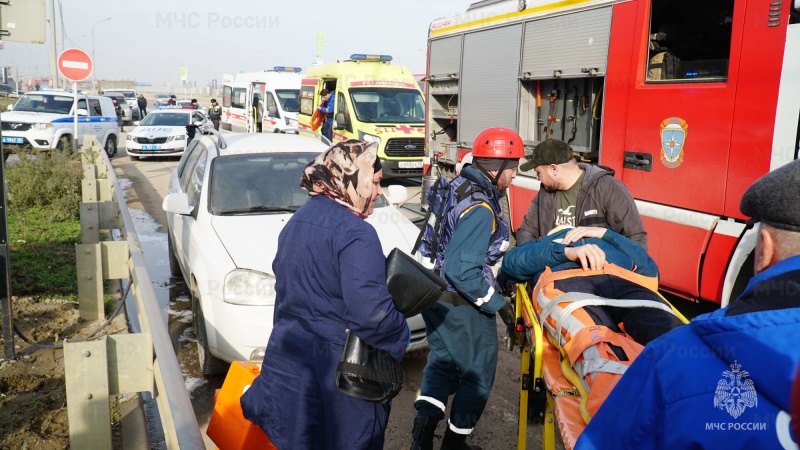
[516,139,647,248]
[574,159,800,450]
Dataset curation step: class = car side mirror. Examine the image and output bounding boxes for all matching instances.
[384,185,408,205]
[77,108,89,116]
[133,121,140,126]
[193,120,203,126]
[268,106,278,117]
[6,105,13,111]
[162,192,194,215]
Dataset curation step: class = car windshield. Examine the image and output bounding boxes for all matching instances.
[349,88,425,124]
[12,94,74,114]
[138,112,189,126]
[209,152,387,215]
[276,89,300,112]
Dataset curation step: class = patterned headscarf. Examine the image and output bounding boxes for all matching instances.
[300,140,382,219]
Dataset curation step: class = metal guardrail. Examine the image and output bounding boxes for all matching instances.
[64,137,205,449]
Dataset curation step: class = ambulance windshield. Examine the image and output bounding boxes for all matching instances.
[276,89,300,112]
[349,88,424,124]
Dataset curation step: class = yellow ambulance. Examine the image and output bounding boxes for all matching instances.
[298,54,425,178]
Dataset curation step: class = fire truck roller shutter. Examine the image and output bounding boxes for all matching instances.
[520,7,612,80]
[459,23,523,148]
[428,35,463,79]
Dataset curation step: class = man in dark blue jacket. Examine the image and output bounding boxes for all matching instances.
[576,159,800,449]
[318,88,334,141]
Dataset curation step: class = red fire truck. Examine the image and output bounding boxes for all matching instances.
[424,0,800,305]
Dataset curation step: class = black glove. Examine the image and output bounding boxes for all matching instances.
[497,303,515,328]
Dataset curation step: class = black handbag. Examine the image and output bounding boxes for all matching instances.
[385,248,448,317]
[335,329,403,403]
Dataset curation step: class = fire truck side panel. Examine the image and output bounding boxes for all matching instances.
[596,1,636,174]
[700,220,747,302]
[508,177,541,231]
[459,24,523,148]
[725,1,796,219]
[616,2,741,216]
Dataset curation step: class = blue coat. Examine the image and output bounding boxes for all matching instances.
[501,228,657,283]
[240,195,409,450]
[576,255,800,449]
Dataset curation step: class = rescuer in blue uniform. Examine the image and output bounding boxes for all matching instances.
[410,127,524,450]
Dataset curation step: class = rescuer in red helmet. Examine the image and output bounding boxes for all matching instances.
[411,127,524,450]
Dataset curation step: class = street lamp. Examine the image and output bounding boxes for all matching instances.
[91,17,111,93]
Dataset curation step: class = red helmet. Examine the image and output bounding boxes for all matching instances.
[472,127,525,159]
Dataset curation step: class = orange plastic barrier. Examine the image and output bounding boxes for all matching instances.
[310,108,326,132]
[206,361,277,450]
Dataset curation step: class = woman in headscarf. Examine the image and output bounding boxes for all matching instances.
[241,140,409,450]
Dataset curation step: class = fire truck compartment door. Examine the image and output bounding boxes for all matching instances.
[429,36,463,79]
[460,23,522,148]
[521,7,612,79]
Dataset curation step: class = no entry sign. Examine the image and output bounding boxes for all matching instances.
[57,48,93,82]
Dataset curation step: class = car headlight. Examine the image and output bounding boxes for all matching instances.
[223,269,276,306]
[359,132,381,146]
[173,135,185,141]
[126,134,134,141]
[32,123,52,130]
[285,117,298,127]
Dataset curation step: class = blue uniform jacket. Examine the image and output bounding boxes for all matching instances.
[442,167,508,314]
[318,96,334,120]
[575,255,800,449]
[501,228,657,283]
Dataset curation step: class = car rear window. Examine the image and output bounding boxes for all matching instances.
[139,112,189,126]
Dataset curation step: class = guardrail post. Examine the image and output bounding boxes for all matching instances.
[65,334,154,449]
[77,137,126,319]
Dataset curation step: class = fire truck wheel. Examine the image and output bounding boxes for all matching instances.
[728,252,754,303]
[191,282,229,376]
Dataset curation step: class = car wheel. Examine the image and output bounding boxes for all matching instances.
[104,136,117,157]
[168,233,182,277]
[191,282,228,376]
[56,136,72,154]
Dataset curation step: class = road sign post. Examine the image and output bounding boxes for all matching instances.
[57,49,93,151]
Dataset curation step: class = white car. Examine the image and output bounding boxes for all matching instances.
[126,108,213,160]
[162,131,429,374]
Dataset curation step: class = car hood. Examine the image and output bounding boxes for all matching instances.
[2,111,67,123]
[211,206,427,273]
[130,126,185,137]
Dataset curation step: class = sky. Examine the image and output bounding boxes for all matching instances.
[0,0,472,87]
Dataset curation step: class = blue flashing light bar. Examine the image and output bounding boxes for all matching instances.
[273,66,303,73]
[350,54,393,62]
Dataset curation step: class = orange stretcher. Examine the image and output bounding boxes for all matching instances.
[513,283,688,449]
[206,361,277,450]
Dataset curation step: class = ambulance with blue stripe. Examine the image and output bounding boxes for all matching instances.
[1,91,120,158]
[298,54,426,178]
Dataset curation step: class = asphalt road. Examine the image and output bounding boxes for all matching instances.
[109,131,554,449]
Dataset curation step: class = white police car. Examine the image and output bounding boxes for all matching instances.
[126,108,213,161]
[1,91,120,158]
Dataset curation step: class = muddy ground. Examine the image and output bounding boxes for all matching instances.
[0,297,128,450]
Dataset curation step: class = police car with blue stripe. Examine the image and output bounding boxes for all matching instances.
[1,91,120,158]
[126,107,213,161]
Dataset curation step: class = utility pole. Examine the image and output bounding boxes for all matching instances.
[48,0,57,88]
[58,0,65,89]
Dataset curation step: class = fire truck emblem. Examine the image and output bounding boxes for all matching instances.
[713,361,757,419]
[659,117,688,168]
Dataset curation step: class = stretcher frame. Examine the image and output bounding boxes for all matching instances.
[514,283,689,449]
